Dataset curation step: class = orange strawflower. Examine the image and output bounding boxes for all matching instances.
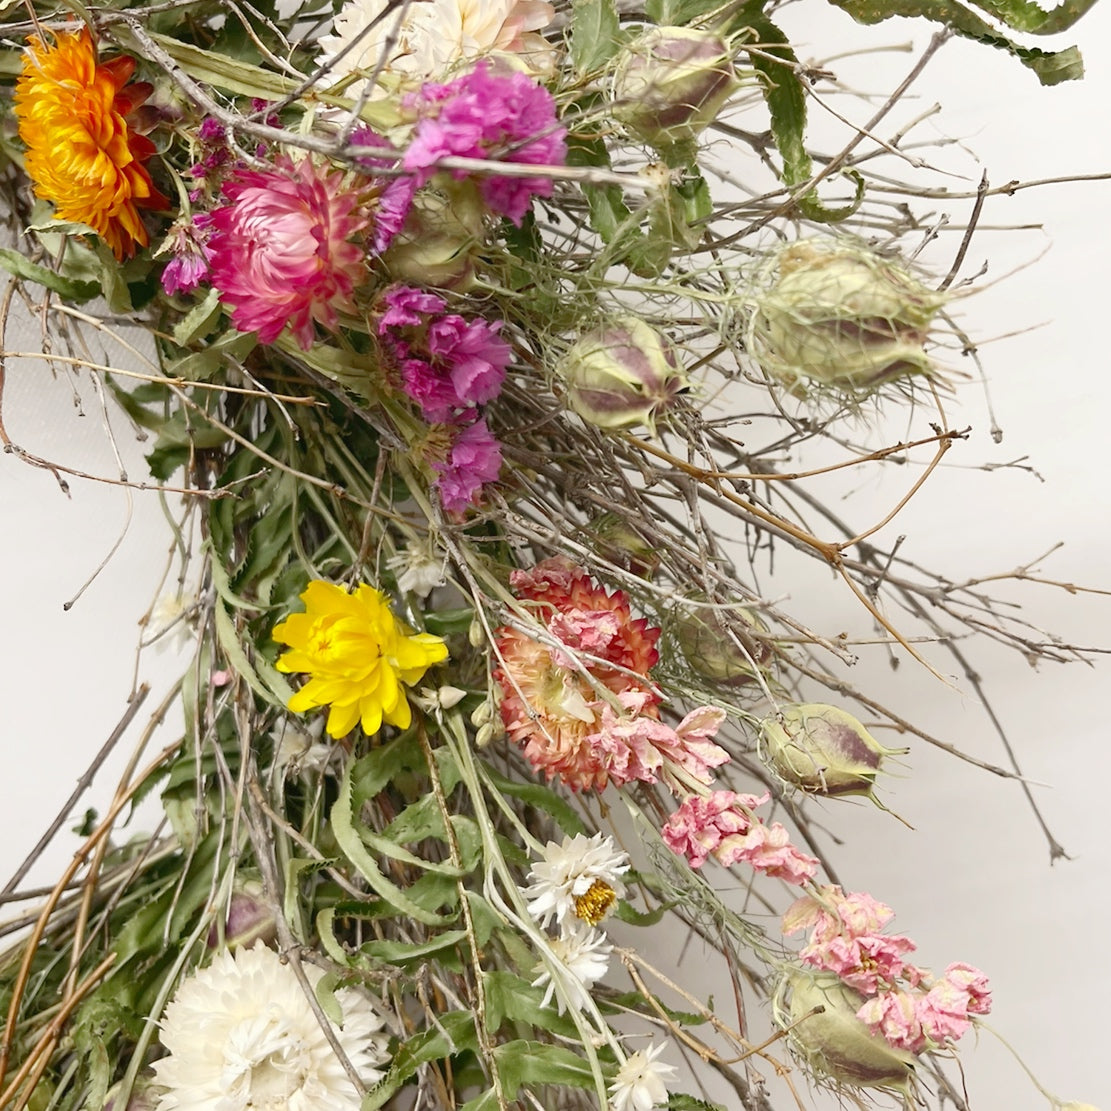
[15,28,169,260]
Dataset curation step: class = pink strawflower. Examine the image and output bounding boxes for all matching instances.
[403,62,566,224]
[717,820,819,885]
[432,415,502,513]
[493,560,662,791]
[205,156,369,348]
[856,990,926,1053]
[379,285,511,419]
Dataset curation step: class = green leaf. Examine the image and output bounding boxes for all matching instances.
[646,0,729,22]
[331,762,457,927]
[0,248,100,302]
[828,0,1086,83]
[481,767,585,836]
[494,1039,602,1096]
[360,930,469,967]
[364,1011,478,1110]
[742,14,864,221]
[214,597,288,708]
[172,287,225,346]
[481,971,580,1039]
[571,0,623,75]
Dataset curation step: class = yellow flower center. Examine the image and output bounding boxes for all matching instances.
[573,879,616,926]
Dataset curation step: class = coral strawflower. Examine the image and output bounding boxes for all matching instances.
[15,28,169,260]
[273,580,448,738]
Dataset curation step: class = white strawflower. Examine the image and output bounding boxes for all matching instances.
[530,927,612,1013]
[316,0,555,102]
[388,542,447,598]
[608,1043,678,1111]
[523,832,629,932]
[152,942,389,1111]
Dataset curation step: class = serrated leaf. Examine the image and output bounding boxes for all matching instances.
[360,930,469,967]
[493,1039,601,1096]
[481,766,585,836]
[481,971,580,1039]
[0,248,100,302]
[646,0,728,22]
[571,0,623,74]
[828,0,1086,83]
[172,287,224,346]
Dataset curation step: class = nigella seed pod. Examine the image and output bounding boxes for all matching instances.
[778,972,918,1093]
[557,316,690,434]
[383,186,482,290]
[749,238,948,396]
[591,512,661,578]
[677,603,774,686]
[760,703,906,798]
[206,878,277,950]
[613,27,742,150]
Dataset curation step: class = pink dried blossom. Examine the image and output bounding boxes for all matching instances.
[915,962,992,1044]
[801,930,917,994]
[432,415,502,512]
[403,63,566,224]
[783,886,895,943]
[717,820,819,885]
[856,990,926,1053]
[205,156,369,348]
[661,790,765,868]
[160,221,212,296]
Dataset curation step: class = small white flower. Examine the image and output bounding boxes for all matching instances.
[608,1043,678,1111]
[523,832,629,932]
[152,942,389,1111]
[388,542,447,599]
[531,927,612,1013]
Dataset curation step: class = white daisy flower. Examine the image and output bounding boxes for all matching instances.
[152,942,389,1111]
[315,0,555,102]
[523,832,629,932]
[608,1043,678,1111]
[531,927,612,1013]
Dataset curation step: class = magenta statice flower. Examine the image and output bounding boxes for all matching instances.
[433,415,503,513]
[205,156,370,349]
[349,127,417,252]
[403,63,566,225]
[379,285,511,419]
[160,220,212,296]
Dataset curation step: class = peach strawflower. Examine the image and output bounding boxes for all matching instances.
[15,28,168,260]
[493,559,661,790]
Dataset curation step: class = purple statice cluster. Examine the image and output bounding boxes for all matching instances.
[378,285,509,513]
[402,62,566,225]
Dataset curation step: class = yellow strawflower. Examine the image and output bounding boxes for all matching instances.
[15,27,168,261]
[273,580,449,739]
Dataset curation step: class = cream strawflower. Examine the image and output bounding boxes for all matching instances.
[316,0,555,102]
[152,942,389,1111]
[608,1043,678,1111]
[523,832,629,933]
[531,927,612,1013]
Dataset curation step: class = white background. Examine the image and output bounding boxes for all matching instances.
[2,5,1110,1108]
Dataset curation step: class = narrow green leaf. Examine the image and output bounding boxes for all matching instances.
[0,248,100,302]
[364,1012,478,1111]
[360,930,469,967]
[494,1039,602,1095]
[331,762,456,927]
[172,287,224,346]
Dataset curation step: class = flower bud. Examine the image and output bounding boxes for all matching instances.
[760,703,905,798]
[750,238,947,395]
[557,316,690,433]
[591,512,661,578]
[676,603,773,686]
[206,878,277,950]
[613,27,742,149]
[780,972,918,1092]
[383,186,482,290]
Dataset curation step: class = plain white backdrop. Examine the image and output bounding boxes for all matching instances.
[2,5,1109,1108]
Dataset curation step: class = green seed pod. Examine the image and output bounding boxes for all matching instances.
[779,971,918,1093]
[591,512,661,579]
[760,703,905,798]
[613,27,742,149]
[676,603,773,686]
[750,238,947,395]
[557,316,690,433]
[383,184,483,290]
[206,878,277,950]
